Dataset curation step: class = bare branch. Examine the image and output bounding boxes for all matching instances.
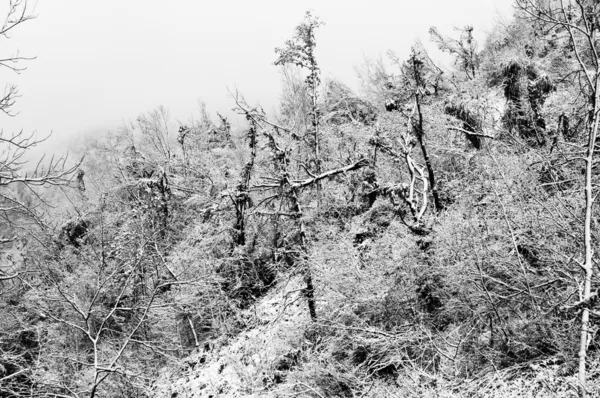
[447,126,496,139]
[290,158,370,190]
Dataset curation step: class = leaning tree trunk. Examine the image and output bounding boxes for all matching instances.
[411,53,442,212]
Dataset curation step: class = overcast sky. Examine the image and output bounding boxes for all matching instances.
[1,0,514,155]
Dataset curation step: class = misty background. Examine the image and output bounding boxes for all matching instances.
[1,0,513,158]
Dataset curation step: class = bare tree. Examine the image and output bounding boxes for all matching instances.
[0,4,82,394]
[1,0,35,117]
[515,1,599,396]
[234,93,369,321]
[137,105,173,167]
[1,0,80,249]
[408,50,443,212]
[370,122,430,229]
[429,25,480,80]
[383,48,443,213]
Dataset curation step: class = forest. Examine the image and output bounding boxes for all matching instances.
[2,0,600,397]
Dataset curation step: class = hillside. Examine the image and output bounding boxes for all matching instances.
[2,1,600,397]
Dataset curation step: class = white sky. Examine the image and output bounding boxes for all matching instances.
[1,0,514,155]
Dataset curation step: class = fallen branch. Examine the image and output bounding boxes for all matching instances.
[291,158,370,190]
[447,126,495,139]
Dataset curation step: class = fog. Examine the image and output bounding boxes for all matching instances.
[0,0,513,157]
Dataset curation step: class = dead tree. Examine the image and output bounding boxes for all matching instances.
[409,51,443,212]
[229,114,257,246]
[370,123,430,233]
[235,95,369,321]
[253,151,369,321]
[384,50,443,213]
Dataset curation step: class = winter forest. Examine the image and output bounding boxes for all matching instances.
[2,0,600,397]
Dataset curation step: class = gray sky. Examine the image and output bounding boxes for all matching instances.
[1,0,513,154]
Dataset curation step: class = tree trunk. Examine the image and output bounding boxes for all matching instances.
[578,78,599,398]
[412,55,442,212]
